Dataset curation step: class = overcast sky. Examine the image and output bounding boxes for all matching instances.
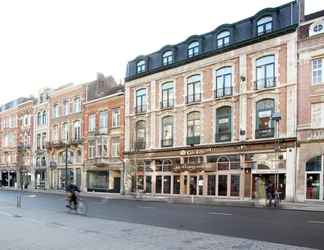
[0,0,322,104]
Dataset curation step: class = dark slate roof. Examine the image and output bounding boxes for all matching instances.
[86,74,124,102]
[0,97,33,112]
[125,1,299,82]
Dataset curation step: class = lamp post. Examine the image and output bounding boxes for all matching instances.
[271,112,282,189]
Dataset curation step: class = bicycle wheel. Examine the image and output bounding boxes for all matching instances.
[76,201,88,215]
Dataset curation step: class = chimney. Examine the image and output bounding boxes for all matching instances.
[298,0,305,22]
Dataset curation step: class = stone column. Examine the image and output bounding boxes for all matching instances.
[286,147,297,201]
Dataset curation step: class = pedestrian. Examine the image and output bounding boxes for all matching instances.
[265,182,273,207]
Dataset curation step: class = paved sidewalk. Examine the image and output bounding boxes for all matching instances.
[2,188,324,212]
[0,204,314,250]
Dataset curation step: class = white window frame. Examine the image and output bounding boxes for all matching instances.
[312,58,324,85]
[112,108,120,128]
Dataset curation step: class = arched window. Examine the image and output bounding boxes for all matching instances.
[186,75,201,104]
[217,156,230,171]
[256,55,275,89]
[74,120,81,140]
[136,60,146,74]
[217,31,230,48]
[187,112,200,145]
[42,111,47,125]
[135,88,147,113]
[37,112,42,126]
[135,121,146,150]
[41,156,46,167]
[62,122,69,142]
[188,41,199,58]
[161,116,173,147]
[215,67,232,98]
[257,16,273,35]
[162,50,173,66]
[216,106,232,142]
[161,82,174,109]
[256,99,275,138]
[305,156,322,200]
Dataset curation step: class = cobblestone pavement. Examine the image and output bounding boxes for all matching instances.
[0,204,315,250]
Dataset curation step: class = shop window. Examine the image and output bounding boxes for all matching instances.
[208,175,216,195]
[173,176,181,194]
[145,176,152,193]
[218,175,227,196]
[156,176,162,193]
[163,176,171,194]
[190,176,197,195]
[230,175,240,197]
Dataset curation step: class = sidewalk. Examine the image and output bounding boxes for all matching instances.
[2,187,324,212]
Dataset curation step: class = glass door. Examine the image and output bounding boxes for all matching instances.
[306,173,321,200]
[190,176,197,195]
[218,175,227,196]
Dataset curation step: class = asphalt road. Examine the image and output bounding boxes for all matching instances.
[0,190,324,249]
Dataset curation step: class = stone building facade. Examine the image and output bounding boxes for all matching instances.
[47,83,85,190]
[124,2,299,201]
[0,97,33,188]
[32,88,51,189]
[296,9,324,201]
[83,74,125,193]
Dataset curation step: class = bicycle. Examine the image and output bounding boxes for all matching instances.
[65,193,88,215]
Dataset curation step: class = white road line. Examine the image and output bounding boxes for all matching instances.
[208,212,232,216]
[138,206,155,209]
[26,195,37,198]
[0,210,13,217]
[308,220,324,224]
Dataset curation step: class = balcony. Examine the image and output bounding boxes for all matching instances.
[186,136,200,145]
[94,157,110,167]
[215,132,231,142]
[214,87,233,99]
[70,138,83,145]
[186,94,201,104]
[160,99,174,110]
[161,138,173,147]
[46,140,65,149]
[255,128,275,139]
[134,140,146,150]
[135,105,147,114]
[255,77,276,90]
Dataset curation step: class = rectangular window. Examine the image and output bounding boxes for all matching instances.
[88,141,95,159]
[89,114,96,132]
[311,103,324,128]
[111,137,120,157]
[112,108,120,128]
[99,111,108,132]
[74,97,81,113]
[230,175,240,197]
[313,58,323,84]
[63,101,69,116]
[42,133,46,149]
[37,134,41,149]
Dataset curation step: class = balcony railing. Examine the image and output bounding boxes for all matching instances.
[255,77,276,90]
[214,87,233,98]
[186,93,201,104]
[71,138,83,145]
[134,140,146,150]
[161,138,173,147]
[255,128,275,139]
[160,99,174,109]
[186,136,200,145]
[135,105,147,114]
[215,132,231,142]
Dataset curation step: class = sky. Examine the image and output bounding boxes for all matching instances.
[0,0,322,104]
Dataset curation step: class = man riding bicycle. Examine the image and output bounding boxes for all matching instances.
[66,183,80,209]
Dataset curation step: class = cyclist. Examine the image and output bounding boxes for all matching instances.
[66,183,80,209]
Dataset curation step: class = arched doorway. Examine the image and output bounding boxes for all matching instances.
[305,156,323,200]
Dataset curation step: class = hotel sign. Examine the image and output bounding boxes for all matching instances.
[180,147,237,156]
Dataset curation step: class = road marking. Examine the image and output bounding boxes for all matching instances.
[138,206,155,209]
[308,220,324,224]
[208,212,232,216]
[0,210,13,217]
[27,195,37,198]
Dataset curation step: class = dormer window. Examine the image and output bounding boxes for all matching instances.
[257,16,273,36]
[136,60,146,74]
[217,31,230,48]
[188,41,199,58]
[162,50,173,66]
